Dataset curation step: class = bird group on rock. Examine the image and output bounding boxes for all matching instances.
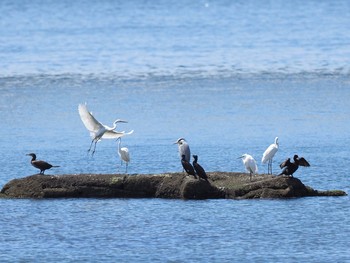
[26,104,310,179]
[174,137,310,182]
[175,138,209,183]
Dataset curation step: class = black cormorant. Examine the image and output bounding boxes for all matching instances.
[26,153,59,174]
[279,154,310,177]
[192,155,209,182]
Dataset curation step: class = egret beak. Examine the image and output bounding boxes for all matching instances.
[237,156,244,159]
[116,119,128,123]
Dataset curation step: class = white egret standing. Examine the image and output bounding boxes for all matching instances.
[117,137,130,173]
[238,154,258,181]
[261,137,279,174]
[78,103,134,156]
[174,138,191,162]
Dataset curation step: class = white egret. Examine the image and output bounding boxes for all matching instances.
[117,137,130,173]
[192,155,209,182]
[174,138,191,162]
[279,154,310,177]
[238,153,258,181]
[26,153,59,174]
[78,103,134,156]
[261,137,279,174]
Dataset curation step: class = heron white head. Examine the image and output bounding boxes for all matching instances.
[174,138,186,145]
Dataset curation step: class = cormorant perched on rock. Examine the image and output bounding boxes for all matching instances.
[181,155,196,178]
[279,154,310,177]
[26,153,59,175]
[192,155,209,182]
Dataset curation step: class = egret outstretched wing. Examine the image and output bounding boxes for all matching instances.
[102,129,134,139]
[78,103,103,133]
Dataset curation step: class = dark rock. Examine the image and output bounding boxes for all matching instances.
[0,172,346,199]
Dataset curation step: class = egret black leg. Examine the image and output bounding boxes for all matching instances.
[91,141,98,156]
[87,140,94,153]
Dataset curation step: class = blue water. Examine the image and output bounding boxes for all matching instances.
[1,0,350,262]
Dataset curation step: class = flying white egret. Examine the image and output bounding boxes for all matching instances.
[78,103,134,156]
[279,154,310,177]
[238,153,258,181]
[26,153,59,175]
[117,137,130,173]
[262,137,279,174]
[174,138,191,162]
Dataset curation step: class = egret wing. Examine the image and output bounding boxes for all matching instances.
[102,129,134,139]
[280,158,290,169]
[78,104,103,132]
[298,157,310,167]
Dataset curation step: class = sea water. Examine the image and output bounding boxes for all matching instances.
[0,0,349,262]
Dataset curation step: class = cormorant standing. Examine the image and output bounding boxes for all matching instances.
[279,154,310,177]
[26,153,59,175]
[181,155,196,178]
[192,155,209,182]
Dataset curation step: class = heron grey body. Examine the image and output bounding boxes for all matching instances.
[174,138,191,162]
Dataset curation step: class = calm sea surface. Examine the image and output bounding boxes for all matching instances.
[0,0,349,262]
